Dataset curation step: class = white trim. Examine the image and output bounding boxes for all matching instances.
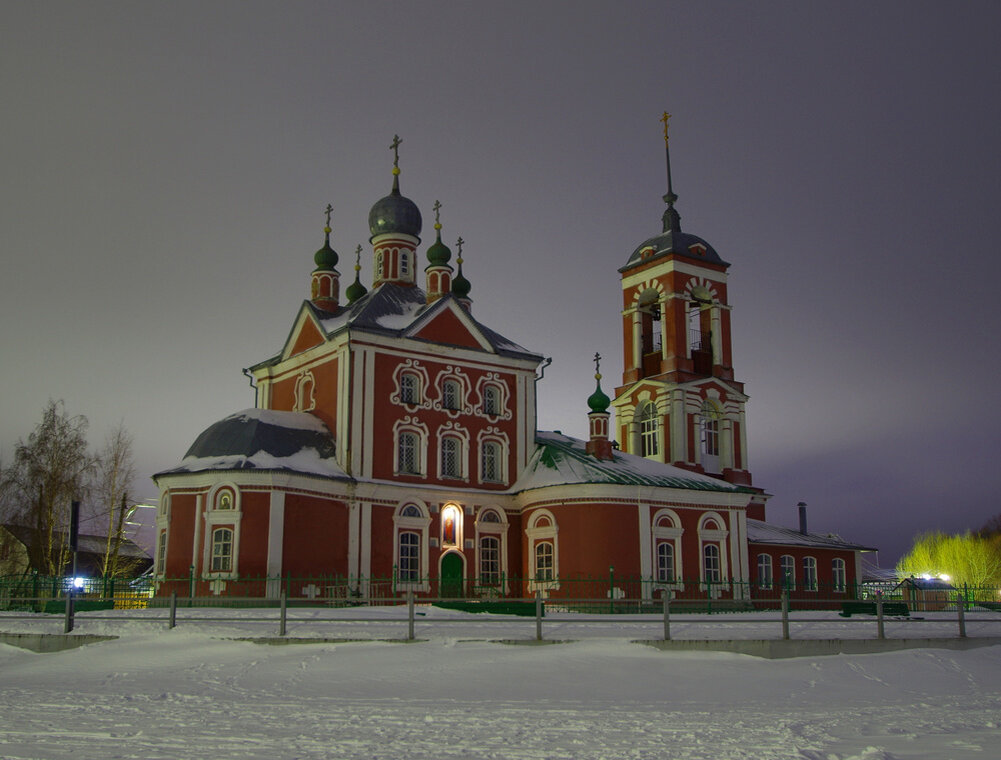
[526,508,559,592]
[393,500,431,591]
[265,491,285,597]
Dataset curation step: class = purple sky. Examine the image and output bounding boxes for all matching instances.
[3,2,1000,566]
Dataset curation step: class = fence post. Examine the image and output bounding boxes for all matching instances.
[957,591,967,638]
[876,593,885,640]
[279,590,287,637]
[407,590,415,641]
[662,597,671,641]
[781,588,790,640]
[188,565,195,604]
[609,566,615,614]
[169,591,177,629]
[535,589,543,641]
[63,584,74,634]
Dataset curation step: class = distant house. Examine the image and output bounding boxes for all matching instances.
[897,576,956,612]
[0,524,152,578]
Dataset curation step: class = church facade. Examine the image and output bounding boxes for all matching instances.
[153,130,871,605]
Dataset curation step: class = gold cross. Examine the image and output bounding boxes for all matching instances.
[661,111,671,143]
[594,352,602,376]
[433,199,442,226]
[324,203,333,228]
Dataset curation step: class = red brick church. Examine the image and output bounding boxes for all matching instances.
[153,125,872,603]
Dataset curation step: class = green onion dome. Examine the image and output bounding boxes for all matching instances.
[427,229,452,266]
[345,245,368,303]
[587,375,611,413]
[314,228,339,271]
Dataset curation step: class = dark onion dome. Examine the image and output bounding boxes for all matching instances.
[183,409,336,463]
[426,228,452,266]
[622,228,727,269]
[368,176,422,240]
[345,244,368,303]
[451,257,470,298]
[587,375,611,413]
[314,236,339,270]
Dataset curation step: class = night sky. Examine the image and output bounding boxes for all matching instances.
[3,2,1000,566]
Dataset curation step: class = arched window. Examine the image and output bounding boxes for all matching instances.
[398,532,420,582]
[639,402,659,458]
[480,509,500,523]
[832,558,847,593]
[441,504,461,547]
[294,372,316,412]
[156,531,167,575]
[400,373,420,405]
[534,541,554,581]
[699,400,721,473]
[638,291,662,355]
[656,542,675,583]
[703,544,721,584]
[480,535,500,584]
[401,504,422,518]
[803,557,818,591]
[757,554,773,590]
[442,379,461,411]
[482,385,501,416]
[440,436,462,478]
[780,555,796,590]
[400,250,410,277]
[398,431,420,474]
[211,528,233,573]
[481,440,501,482]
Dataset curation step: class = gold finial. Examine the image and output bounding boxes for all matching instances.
[323,203,333,234]
[354,244,362,272]
[594,351,602,380]
[660,111,671,144]
[455,236,464,263]
[390,134,402,174]
[433,199,442,231]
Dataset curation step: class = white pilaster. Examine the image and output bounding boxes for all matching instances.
[265,491,286,598]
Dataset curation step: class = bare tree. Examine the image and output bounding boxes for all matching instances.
[94,422,139,578]
[0,400,94,574]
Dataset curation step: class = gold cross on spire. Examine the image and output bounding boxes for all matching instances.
[594,351,602,379]
[354,244,362,270]
[390,134,402,169]
[660,111,671,144]
[324,203,333,233]
[455,236,464,262]
[433,199,442,229]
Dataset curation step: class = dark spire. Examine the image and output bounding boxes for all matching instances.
[314,203,339,270]
[345,244,368,303]
[451,236,471,300]
[390,134,402,194]
[660,111,682,236]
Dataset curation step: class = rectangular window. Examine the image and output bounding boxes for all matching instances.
[211,528,233,573]
[442,380,459,410]
[441,437,461,478]
[399,532,420,582]
[157,532,167,574]
[480,536,500,584]
[757,554,773,590]
[703,544,721,583]
[481,441,500,482]
[400,374,418,404]
[398,432,419,474]
[482,386,500,416]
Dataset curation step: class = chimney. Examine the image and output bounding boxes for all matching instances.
[797,502,808,535]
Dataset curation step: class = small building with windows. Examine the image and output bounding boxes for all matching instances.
[152,130,873,604]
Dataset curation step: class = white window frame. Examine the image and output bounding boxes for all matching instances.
[757,554,773,590]
[832,558,847,593]
[697,512,728,593]
[476,427,509,485]
[156,530,168,576]
[474,507,509,594]
[210,527,234,573]
[202,483,242,579]
[393,501,431,591]
[393,417,428,477]
[293,371,316,412]
[474,373,512,421]
[436,422,469,481]
[527,509,559,593]
[639,401,660,458]
[650,508,683,590]
[803,556,818,592]
[391,362,431,409]
[433,368,470,417]
[780,554,796,590]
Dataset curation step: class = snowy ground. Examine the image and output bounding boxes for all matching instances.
[2,607,1000,760]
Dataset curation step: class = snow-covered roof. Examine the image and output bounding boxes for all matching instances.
[251,284,542,371]
[155,409,349,481]
[513,431,753,493]
[746,519,875,551]
[2,524,150,559]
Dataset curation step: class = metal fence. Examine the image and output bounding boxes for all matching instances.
[1,573,999,640]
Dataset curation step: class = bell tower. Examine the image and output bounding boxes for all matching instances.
[611,114,752,487]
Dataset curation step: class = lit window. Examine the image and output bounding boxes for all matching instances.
[481,440,501,482]
[400,373,419,404]
[832,558,846,592]
[639,402,659,457]
[703,544,721,584]
[656,542,675,583]
[480,536,500,584]
[398,431,420,474]
[482,385,500,416]
[803,557,818,591]
[398,531,420,582]
[441,436,462,478]
[534,541,554,581]
[211,528,233,573]
[757,554,773,590]
[442,379,461,411]
[780,555,795,590]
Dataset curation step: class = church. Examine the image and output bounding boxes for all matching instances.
[153,124,872,605]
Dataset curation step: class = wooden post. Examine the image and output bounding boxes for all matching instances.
[407,590,415,641]
[781,589,790,640]
[169,591,177,629]
[662,597,671,641]
[535,589,543,641]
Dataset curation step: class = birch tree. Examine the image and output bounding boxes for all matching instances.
[94,423,139,578]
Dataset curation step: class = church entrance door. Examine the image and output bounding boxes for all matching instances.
[440,553,464,598]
